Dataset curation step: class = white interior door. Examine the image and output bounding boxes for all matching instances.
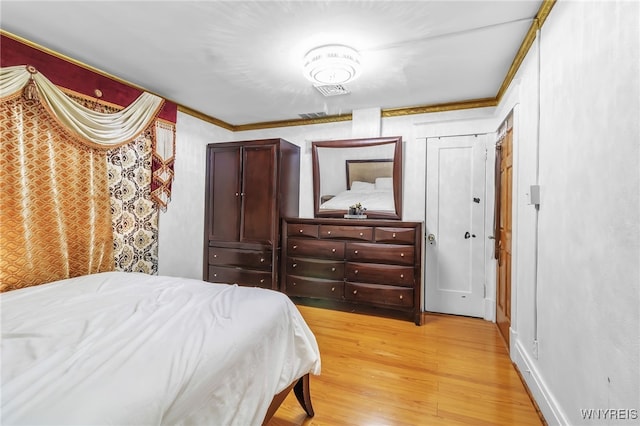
[425,135,486,317]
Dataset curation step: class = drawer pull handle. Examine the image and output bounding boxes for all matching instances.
[354,270,358,275]
[359,232,363,236]
[331,287,335,292]
[260,258,265,262]
[292,282,297,286]
[399,294,404,300]
[299,229,303,233]
[400,253,405,257]
[213,254,217,258]
[353,290,358,295]
[293,245,297,249]
[235,192,239,196]
[400,274,404,279]
[331,267,336,272]
[260,279,265,283]
[393,233,396,238]
[292,263,297,268]
[354,250,359,254]
[332,248,336,253]
[328,231,332,235]
[213,273,217,277]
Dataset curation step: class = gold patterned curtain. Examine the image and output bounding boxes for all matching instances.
[0,97,114,291]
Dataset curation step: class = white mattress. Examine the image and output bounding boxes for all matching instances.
[1,272,321,425]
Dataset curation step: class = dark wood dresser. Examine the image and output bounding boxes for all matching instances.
[281,217,423,325]
[203,138,300,289]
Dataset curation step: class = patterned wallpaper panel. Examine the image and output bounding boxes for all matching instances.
[108,131,159,275]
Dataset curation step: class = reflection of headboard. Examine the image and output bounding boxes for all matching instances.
[346,159,393,189]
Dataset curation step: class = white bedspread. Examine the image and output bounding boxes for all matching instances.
[320,189,395,212]
[0,272,321,426]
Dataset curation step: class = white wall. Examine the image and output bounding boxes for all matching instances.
[158,1,640,423]
[157,112,232,279]
[505,1,640,424]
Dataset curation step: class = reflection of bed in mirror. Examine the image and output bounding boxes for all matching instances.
[312,136,403,220]
[319,159,395,212]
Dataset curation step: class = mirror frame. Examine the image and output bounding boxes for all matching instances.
[312,136,403,220]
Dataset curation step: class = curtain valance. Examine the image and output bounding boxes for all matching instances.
[1,65,175,210]
[0,65,163,148]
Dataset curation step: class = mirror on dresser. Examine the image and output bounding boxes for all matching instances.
[312,136,403,220]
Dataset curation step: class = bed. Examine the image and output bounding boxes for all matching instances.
[319,159,395,212]
[0,271,321,425]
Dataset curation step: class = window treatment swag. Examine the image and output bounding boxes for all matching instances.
[0,65,164,148]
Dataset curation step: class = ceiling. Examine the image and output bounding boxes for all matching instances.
[1,1,544,129]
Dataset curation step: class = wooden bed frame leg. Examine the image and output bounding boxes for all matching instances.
[293,374,314,417]
[262,374,315,425]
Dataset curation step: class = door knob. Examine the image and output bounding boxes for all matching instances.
[427,233,436,245]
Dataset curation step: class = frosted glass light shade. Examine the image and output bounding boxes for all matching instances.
[303,44,362,85]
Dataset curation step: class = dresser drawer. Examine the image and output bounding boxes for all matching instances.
[208,247,271,270]
[345,282,414,308]
[287,257,344,280]
[287,238,344,259]
[208,266,272,288]
[287,223,318,238]
[346,243,414,266]
[286,275,344,300]
[319,225,373,241]
[375,227,416,244]
[345,262,414,286]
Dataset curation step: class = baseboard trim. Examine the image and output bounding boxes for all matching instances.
[484,297,496,322]
[513,339,568,425]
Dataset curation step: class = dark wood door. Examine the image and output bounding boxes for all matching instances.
[240,144,277,244]
[207,146,242,242]
[496,127,513,347]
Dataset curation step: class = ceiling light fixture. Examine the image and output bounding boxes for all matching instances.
[303,44,362,85]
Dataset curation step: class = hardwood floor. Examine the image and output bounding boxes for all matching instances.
[269,305,543,426]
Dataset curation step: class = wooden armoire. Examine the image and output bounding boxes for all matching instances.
[203,138,300,289]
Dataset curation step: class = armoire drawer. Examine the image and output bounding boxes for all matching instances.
[286,275,344,300]
[287,257,344,280]
[374,227,416,244]
[319,225,373,241]
[287,223,318,238]
[344,282,414,308]
[208,247,272,270]
[345,243,414,266]
[345,262,414,286]
[208,265,272,288]
[288,238,344,259]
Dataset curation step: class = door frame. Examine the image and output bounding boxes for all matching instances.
[424,134,489,318]
[416,123,498,322]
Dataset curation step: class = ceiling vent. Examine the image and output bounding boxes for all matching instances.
[298,111,328,119]
[314,84,350,97]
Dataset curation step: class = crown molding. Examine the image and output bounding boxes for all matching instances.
[382,98,498,117]
[233,113,353,132]
[496,0,556,102]
[177,104,234,131]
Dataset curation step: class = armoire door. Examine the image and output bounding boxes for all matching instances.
[240,144,277,244]
[207,146,242,242]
